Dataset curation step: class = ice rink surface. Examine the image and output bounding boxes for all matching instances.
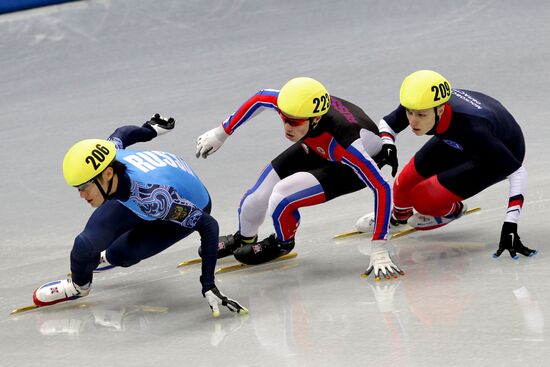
[1,0,550,366]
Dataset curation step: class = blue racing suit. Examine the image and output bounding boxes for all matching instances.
[70,124,218,294]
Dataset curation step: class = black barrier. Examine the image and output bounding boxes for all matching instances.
[0,0,79,14]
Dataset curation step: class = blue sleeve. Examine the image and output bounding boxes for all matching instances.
[195,212,219,293]
[382,105,410,135]
[108,123,157,149]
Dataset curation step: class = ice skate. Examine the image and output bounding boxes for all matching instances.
[407,202,468,231]
[233,234,295,265]
[198,231,257,259]
[33,278,90,307]
[355,212,409,234]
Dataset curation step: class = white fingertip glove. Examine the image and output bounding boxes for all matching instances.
[196,126,229,159]
[364,240,404,281]
[204,286,249,318]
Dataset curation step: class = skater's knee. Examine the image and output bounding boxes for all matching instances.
[410,183,437,215]
[394,159,424,192]
[411,176,460,216]
[71,234,98,262]
[241,187,269,212]
[268,188,289,215]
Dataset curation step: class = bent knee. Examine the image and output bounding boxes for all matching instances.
[71,234,98,262]
[394,159,424,192]
[411,176,460,216]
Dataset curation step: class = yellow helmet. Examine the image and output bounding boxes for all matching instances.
[399,70,452,110]
[63,139,116,187]
[278,77,331,118]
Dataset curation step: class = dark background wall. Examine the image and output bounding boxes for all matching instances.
[0,0,78,14]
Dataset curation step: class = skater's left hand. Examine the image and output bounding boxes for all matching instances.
[364,242,404,281]
[203,286,248,317]
[493,222,537,260]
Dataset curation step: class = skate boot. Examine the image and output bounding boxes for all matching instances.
[94,250,116,273]
[355,207,412,234]
[33,278,90,307]
[233,234,295,265]
[407,202,468,231]
[198,231,257,259]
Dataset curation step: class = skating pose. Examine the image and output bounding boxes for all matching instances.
[33,115,247,317]
[196,77,403,280]
[356,70,536,259]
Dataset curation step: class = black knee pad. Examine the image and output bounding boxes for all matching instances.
[71,234,97,264]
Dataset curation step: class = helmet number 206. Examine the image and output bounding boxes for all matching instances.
[312,93,330,114]
[85,144,111,170]
[431,82,451,102]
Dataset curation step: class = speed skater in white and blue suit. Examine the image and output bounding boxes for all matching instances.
[195,77,403,281]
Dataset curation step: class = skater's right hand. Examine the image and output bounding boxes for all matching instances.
[364,241,404,281]
[493,222,537,260]
[203,286,248,317]
[196,126,228,158]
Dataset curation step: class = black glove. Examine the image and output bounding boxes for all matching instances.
[374,143,398,177]
[493,222,537,259]
[203,286,248,317]
[145,113,175,135]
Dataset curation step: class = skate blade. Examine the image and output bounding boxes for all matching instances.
[177,255,236,268]
[334,207,481,239]
[11,302,90,316]
[333,230,362,239]
[10,305,39,315]
[176,257,203,268]
[215,252,298,274]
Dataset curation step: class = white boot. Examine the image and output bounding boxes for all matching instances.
[407,202,468,231]
[33,278,90,306]
[355,212,408,234]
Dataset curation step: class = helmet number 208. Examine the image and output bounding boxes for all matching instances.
[312,93,330,114]
[85,144,111,170]
[431,82,451,102]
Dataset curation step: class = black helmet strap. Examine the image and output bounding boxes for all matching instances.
[93,170,115,202]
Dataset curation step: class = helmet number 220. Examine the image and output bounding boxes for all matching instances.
[85,144,111,171]
[431,82,451,102]
[312,93,330,114]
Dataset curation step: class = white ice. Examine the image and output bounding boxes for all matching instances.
[1,1,550,366]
